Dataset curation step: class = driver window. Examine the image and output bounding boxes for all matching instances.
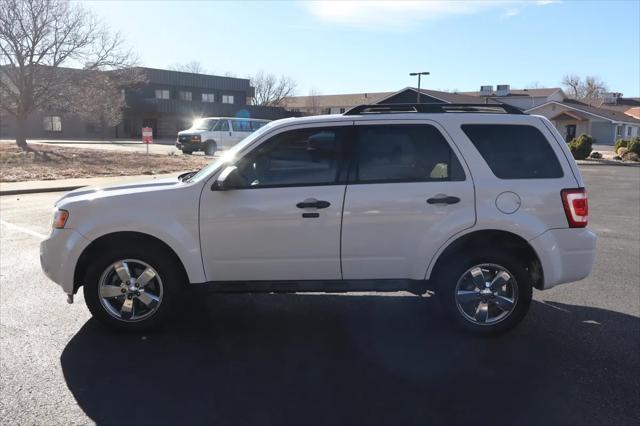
[234,127,343,188]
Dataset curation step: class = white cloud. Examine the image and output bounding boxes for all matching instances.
[536,0,562,5]
[306,1,511,29]
[501,8,521,18]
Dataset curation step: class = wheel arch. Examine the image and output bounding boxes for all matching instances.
[427,229,544,290]
[73,231,189,294]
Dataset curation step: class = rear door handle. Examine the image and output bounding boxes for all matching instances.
[296,198,331,209]
[427,195,460,205]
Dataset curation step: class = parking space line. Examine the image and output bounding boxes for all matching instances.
[0,219,47,240]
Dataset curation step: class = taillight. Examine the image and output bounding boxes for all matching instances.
[561,188,588,228]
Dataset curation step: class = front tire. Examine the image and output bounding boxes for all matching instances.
[436,251,532,335]
[203,141,217,156]
[83,245,184,332]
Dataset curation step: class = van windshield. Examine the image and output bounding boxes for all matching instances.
[192,118,217,131]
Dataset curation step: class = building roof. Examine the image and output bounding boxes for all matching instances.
[526,100,640,125]
[376,87,499,104]
[283,92,393,109]
[461,87,563,98]
[283,87,494,109]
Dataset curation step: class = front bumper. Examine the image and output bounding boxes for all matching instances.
[529,228,597,290]
[40,229,91,295]
[175,140,202,151]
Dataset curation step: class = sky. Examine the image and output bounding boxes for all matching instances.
[80,0,640,97]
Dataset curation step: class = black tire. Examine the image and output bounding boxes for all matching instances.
[83,243,185,332]
[203,141,216,156]
[181,148,193,155]
[435,250,532,335]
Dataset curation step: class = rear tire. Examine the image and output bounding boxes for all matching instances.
[83,244,185,332]
[204,141,217,156]
[436,250,532,335]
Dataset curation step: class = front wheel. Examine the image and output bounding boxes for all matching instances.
[203,141,217,156]
[83,246,184,332]
[436,251,532,335]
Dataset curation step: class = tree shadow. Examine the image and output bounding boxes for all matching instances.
[60,295,640,426]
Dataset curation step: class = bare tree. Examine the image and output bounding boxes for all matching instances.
[70,68,146,138]
[582,76,608,104]
[168,61,207,74]
[562,74,582,99]
[0,0,137,149]
[305,88,322,115]
[562,74,608,104]
[250,70,296,107]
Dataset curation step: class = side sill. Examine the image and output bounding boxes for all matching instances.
[188,279,430,295]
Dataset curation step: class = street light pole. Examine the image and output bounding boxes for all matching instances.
[409,71,430,103]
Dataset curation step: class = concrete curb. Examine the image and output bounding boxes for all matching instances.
[0,185,85,196]
[576,159,640,167]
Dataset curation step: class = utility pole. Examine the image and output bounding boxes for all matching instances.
[409,72,430,103]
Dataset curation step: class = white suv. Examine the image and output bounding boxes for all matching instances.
[40,104,597,334]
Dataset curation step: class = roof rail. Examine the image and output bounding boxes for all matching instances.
[343,103,525,116]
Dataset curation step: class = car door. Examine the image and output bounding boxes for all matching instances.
[341,121,476,280]
[199,122,351,282]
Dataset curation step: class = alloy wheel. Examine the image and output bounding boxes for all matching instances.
[454,263,518,325]
[98,259,163,322]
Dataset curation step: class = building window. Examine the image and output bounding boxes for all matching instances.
[222,95,234,104]
[616,126,623,137]
[627,126,632,137]
[202,93,215,103]
[43,116,62,132]
[155,89,170,99]
[339,108,346,113]
[178,91,192,101]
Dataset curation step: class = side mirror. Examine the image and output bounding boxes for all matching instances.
[212,166,245,190]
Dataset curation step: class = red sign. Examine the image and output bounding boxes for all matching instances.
[142,127,153,144]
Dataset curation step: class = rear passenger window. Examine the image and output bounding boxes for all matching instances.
[355,125,465,183]
[461,125,563,179]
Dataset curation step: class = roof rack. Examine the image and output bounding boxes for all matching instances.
[343,103,525,116]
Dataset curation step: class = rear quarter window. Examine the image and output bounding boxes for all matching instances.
[461,124,564,179]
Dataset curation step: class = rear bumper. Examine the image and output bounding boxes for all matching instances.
[40,229,91,295]
[529,228,597,290]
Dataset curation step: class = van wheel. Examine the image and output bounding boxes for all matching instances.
[83,245,184,332]
[436,251,532,335]
[204,141,217,156]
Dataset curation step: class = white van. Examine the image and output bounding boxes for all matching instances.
[175,117,270,155]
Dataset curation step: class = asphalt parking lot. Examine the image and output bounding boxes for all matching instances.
[0,165,638,425]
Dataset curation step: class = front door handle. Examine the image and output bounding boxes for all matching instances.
[296,198,331,209]
[427,195,460,205]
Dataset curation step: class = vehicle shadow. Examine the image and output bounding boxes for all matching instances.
[60,294,640,426]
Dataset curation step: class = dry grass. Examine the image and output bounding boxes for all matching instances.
[0,143,211,182]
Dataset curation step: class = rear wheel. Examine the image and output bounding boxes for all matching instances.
[204,141,217,156]
[83,245,184,332]
[436,251,532,335]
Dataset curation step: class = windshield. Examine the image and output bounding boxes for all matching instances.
[192,118,217,131]
[187,120,279,183]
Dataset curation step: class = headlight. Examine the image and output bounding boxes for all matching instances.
[191,135,201,142]
[52,209,69,229]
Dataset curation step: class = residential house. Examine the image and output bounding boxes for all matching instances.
[525,99,640,144]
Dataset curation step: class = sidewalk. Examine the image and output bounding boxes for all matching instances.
[0,172,181,196]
